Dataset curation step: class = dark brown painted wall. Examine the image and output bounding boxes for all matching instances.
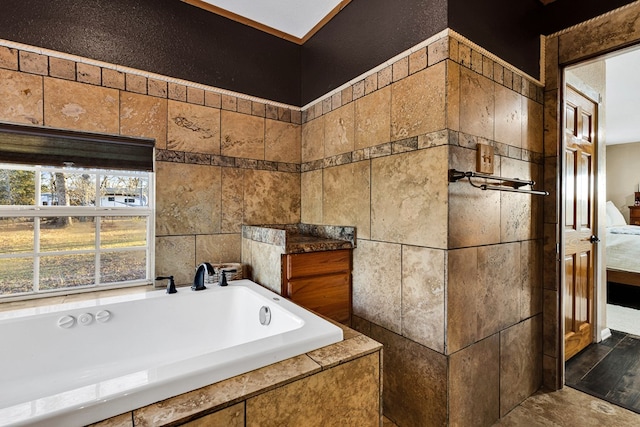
[0,0,302,105]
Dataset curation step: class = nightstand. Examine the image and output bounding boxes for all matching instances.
[630,205,640,226]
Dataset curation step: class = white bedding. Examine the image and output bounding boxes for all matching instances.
[606,225,640,274]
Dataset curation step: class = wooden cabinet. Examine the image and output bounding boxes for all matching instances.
[281,249,352,324]
[630,205,640,226]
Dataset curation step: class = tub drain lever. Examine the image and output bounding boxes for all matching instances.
[156,275,177,294]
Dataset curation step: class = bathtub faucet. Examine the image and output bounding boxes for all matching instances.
[192,262,214,291]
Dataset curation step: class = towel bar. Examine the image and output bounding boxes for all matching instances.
[448,169,549,196]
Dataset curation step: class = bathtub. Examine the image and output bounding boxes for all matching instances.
[0,279,343,427]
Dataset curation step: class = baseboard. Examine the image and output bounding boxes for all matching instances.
[600,327,612,342]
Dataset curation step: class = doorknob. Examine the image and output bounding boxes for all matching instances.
[589,235,600,243]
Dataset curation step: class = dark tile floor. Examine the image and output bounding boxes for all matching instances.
[566,330,640,414]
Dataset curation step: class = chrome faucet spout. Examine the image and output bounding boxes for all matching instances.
[192,262,213,291]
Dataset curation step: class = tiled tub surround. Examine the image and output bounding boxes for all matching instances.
[300,32,544,426]
[0,280,381,427]
[0,41,303,289]
[241,223,356,293]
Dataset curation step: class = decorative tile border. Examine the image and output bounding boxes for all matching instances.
[156,149,300,173]
[0,39,301,125]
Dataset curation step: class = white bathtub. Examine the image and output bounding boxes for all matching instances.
[0,279,343,427]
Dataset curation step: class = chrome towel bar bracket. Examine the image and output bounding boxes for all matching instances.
[448,169,549,196]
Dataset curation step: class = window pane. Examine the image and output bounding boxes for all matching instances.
[41,218,96,252]
[0,257,33,294]
[0,217,34,254]
[40,254,95,290]
[101,251,146,283]
[99,174,149,207]
[0,169,35,206]
[40,171,97,207]
[100,217,147,249]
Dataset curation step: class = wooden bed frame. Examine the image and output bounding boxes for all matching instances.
[607,268,640,287]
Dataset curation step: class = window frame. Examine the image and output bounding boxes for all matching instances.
[0,162,155,300]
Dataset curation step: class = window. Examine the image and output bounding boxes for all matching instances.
[0,122,155,299]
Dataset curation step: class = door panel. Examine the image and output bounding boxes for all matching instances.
[564,85,597,361]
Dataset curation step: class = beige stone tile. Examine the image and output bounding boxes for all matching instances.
[155,162,221,235]
[49,57,76,80]
[543,289,559,358]
[324,103,355,157]
[447,247,478,353]
[88,412,133,427]
[447,60,460,131]
[449,334,500,427]
[101,68,123,89]
[265,119,300,163]
[364,73,378,95]
[237,98,251,115]
[247,240,284,293]
[302,116,325,162]
[0,46,18,70]
[120,93,167,149]
[371,147,448,248]
[323,162,371,239]
[500,157,539,242]
[134,354,320,426]
[428,36,449,66]
[221,94,237,111]
[545,36,559,92]
[301,170,323,224]
[44,78,118,133]
[195,234,241,265]
[495,84,522,146]
[221,168,244,233]
[378,65,392,88]
[522,97,543,153]
[0,69,43,125]
[391,62,446,141]
[19,51,47,75]
[401,245,445,353]
[205,91,221,108]
[246,353,380,427]
[494,387,640,427]
[148,79,167,98]
[392,56,409,82]
[242,169,300,225]
[125,73,147,94]
[168,83,186,101]
[500,315,543,417]
[521,240,543,320]
[181,403,244,427]
[558,3,640,64]
[543,90,559,157]
[459,66,494,140]
[221,110,264,159]
[355,85,391,150]
[448,145,500,248]
[409,48,427,74]
[155,235,195,286]
[167,100,220,154]
[307,334,382,368]
[352,240,402,333]
[186,86,204,105]
[369,324,447,427]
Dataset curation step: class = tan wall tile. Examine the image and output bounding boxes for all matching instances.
[371,147,448,248]
[221,168,244,233]
[391,62,446,141]
[449,334,500,427]
[392,56,409,82]
[447,60,460,131]
[521,239,543,320]
[352,240,402,333]
[88,411,133,427]
[355,85,391,150]
[19,51,47,75]
[120,92,167,149]
[522,97,543,153]
[369,324,447,427]
[0,46,18,70]
[401,245,445,352]
[221,110,264,159]
[155,235,196,286]
[301,170,323,224]
[500,315,543,416]
[428,37,449,66]
[242,169,300,225]
[301,117,325,162]
[125,73,147,94]
[195,233,241,264]
[148,79,168,98]
[324,103,355,157]
[247,240,285,293]
[495,84,522,146]
[101,68,124,89]
[168,82,187,101]
[246,353,380,427]
[182,403,244,427]
[237,98,251,114]
[77,63,102,86]
[205,91,221,108]
[168,100,220,154]
[459,66,494,140]
[323,162,371,238]
[187,87,204,105]
[0,69,43,125]
[49,57,76,80]
[265,119,300,163]
[44,78,119,133]
[500,157,540,242]
[155,162,221,236]
[447,247,478,353]
[409,48,427,74]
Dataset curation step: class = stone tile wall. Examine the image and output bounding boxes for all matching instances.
[300,32,544,426]
[0,43,302,286]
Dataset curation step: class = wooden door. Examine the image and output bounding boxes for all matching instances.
[564,85,598,361]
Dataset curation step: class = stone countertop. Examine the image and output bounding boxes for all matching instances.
[242,223,356,254]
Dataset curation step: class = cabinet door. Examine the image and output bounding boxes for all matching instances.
[286,274,351,323]
[284,249,351,279]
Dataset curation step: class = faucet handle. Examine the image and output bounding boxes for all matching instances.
[156,276,177,294]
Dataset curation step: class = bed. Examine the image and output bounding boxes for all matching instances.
[606,201,640,287]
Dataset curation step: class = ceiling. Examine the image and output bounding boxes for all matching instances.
[183,0,349,43]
